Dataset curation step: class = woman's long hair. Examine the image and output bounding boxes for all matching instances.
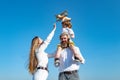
[28,36,39,74]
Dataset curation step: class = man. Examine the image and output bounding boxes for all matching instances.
[55,32,85,80]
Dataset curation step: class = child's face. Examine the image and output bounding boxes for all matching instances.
[62,24,67,28]
[62,22,68,28]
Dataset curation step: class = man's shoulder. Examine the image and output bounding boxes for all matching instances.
[65,46,80,51]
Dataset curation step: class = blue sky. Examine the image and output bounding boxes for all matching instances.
[0,0,120,80]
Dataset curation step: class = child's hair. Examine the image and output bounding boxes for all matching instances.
[62,21,72,28]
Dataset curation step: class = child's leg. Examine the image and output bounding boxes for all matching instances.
[54,46,62,67]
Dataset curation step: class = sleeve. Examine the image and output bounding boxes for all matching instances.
[47,50,56,58]
[47,51,56,58]
[69,28,74,35]
[76,47,85,64]
[38,27,56,52]
[67,28,75,38]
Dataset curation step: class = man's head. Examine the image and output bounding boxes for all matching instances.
[59,32,70,48]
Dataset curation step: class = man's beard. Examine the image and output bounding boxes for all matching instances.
[60,41,69,49]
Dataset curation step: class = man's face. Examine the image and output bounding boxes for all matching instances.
[60,35,69,48]
[60,35,68,43]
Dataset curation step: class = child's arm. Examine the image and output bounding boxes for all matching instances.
[67,28,75,38]
[70,34,75,39]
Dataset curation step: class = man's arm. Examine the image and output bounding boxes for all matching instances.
[75,47,85,64]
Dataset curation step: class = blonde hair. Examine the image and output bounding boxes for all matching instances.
[28,36,39,74]
[60,32,70,40]
[62,21,72,28]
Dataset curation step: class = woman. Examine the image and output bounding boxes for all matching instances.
[28,23,56,80]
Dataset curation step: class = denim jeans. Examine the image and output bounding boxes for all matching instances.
[59,71,80,80]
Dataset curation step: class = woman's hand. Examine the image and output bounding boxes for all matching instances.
[53,23,56,29]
